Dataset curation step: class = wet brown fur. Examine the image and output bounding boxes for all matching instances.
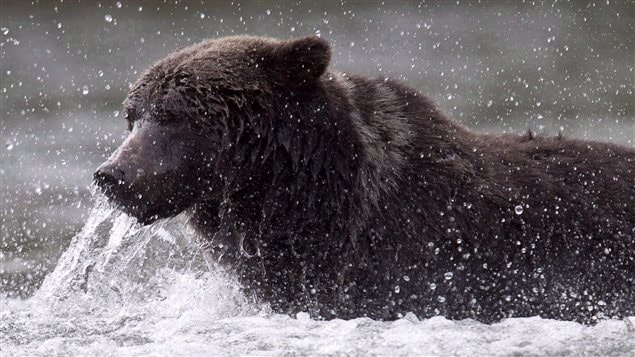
[95,35,635,324]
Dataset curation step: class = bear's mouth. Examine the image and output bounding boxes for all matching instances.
[93,175,196,226]
[93,177,159,225]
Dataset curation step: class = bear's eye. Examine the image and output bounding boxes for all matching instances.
[124,108,137,131]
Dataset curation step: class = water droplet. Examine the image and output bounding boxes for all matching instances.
[116,1,122,8]
[98,70,104,77]
[403,275,410,282]
[199,13,205,19]
[394,285,400,293]
[437,296,446,303]
[266,9,271,15]
[515,205,524,215]
[444,272,453,280]
[82,86,89,95]
[155,286,168,301]
[104,14,113,22]
[6,142,14,150]
[429,283,437,290]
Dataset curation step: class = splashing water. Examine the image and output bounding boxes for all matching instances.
[1,196,634,355]
[1,196,255,354]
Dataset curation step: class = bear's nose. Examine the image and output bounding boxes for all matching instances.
[94,164,127,189]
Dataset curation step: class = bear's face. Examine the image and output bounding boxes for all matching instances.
[94,36,331,224]
[94,100,211,224]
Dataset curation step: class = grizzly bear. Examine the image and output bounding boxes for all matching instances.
[94,35,635,324]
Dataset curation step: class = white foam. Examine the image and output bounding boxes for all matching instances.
[2,197,633,355]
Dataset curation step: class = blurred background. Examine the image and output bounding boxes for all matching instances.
[1,0,633,298]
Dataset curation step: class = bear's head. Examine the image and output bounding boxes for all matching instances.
[94,36,332,224]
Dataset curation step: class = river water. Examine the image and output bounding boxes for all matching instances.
[2,196,634,356]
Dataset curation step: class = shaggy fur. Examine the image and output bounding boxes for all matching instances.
[95,35,635,324]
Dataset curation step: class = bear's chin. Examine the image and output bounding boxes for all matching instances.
[107,198,189,226]
[133,212,162,226]
[95,183,194,225]
[120,207,177,226]
[125,203,190,226]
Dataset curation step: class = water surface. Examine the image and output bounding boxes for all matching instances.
[3,198,633,355]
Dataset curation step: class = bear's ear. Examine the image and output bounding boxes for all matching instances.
[268,36,331,86]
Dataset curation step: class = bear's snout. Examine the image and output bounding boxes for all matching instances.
[92,120,205,224]
[93,161,136,207]
[94,163,127,190]
[93,160,155,222]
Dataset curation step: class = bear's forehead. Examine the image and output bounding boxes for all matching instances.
[156,36,277,71]
[130,35,277,91]
[123,36,278,117]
